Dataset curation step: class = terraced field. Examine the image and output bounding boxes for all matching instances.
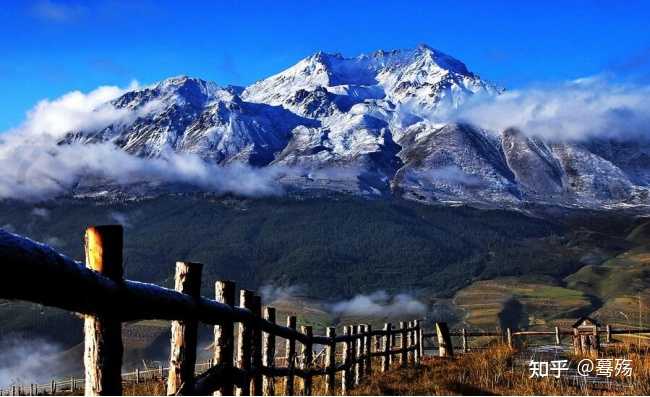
[453,278,593,330]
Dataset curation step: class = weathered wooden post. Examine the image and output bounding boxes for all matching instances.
[214,280,235,396]
[354,324,366,385]
[353,325,361,387]
[591,327,600,353]
[573,328,581,355]
[461,328,468,353]
[414,320,422,365]
[136,367,141,384]
[555,326,561,345]
[84,225,124,396]
[606,324,612,344]
[435,322,454,358]
[159,364,164,380]
[365,324,373,375]
[284,315,297,396]
[382,323,391,372]
[580,333,589,355]
[325,327,336,395]
[167,261,203,396]
[71,377,76,393]
[399,321,408,366]
[374,329,382,358]
[342,326,352,395]
[50,380,56,395]
[391,326,398,365]
[299,325,313,395]
[405,321,413,365]
[251,295,263,395]
[262,307,276,396]
[506,327,513,349]
[235,290,255,396]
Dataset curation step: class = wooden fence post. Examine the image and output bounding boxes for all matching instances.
[284,315,297,396]
[418,321,424,363]
[342,325,352,395]
[236,290,255,396]
[461,328,468,353]
[591,327,600,353]
[365,324,373,375]
[167,261,203,396]
[382,323,391,372]
[325,327,336,395]
[391,325,398,366]
[251,295,263,395]
[374,329,382,359]
[555,326,561,345]
[359,325,367,382]
[300,325,313,396]
[262,307,276,396]
[573,328,581,355]
[353,325,361,387]
[414,320,421,365]
[506,328,513,349]
[435,322,454,358]
[214,280,235,396]
[50,380,56,395]
[606,325,612,343]
[83,225,124,396]
[400,321,408,367]
[136,368,141,384]
[408,321,415,365]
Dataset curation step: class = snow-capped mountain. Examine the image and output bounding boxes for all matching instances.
[61,45,650,208]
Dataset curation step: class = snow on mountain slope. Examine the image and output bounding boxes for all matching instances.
[392,123,520,204]
[55,46,650,209]
[242,44,499,119]
[63,76,314,165]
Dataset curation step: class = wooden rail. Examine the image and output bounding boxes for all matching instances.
[1,227,648,395]
[0,227,423,396]
[422,325,650,356]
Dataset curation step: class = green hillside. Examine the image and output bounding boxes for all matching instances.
[0,194,645,376]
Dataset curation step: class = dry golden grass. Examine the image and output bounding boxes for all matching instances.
[119,343,650,396]
[353,344,650,396]
[123,379,166,396]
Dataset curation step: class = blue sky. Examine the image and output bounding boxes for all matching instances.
[1,0,649,131]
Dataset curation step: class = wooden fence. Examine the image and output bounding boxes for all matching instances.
[0,226,423,396]
[422,325,650,358]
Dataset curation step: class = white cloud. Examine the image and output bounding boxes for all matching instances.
[259,285,303,303]
[450,76,650,141]
[0,83,298,201]
[109,211,131,228]
[31,208,50,219]
[9,82,139,139]
[328,291,426,317]
[43,236,63,247]
[0,137,292,201]
[0,337,63,385]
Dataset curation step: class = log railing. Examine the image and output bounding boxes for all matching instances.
[0,226,422,396]
[422,325,650,357]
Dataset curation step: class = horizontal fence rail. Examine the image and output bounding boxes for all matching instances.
[0,227,424,396]
[1,227,648,396]
[422,324,650,356]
